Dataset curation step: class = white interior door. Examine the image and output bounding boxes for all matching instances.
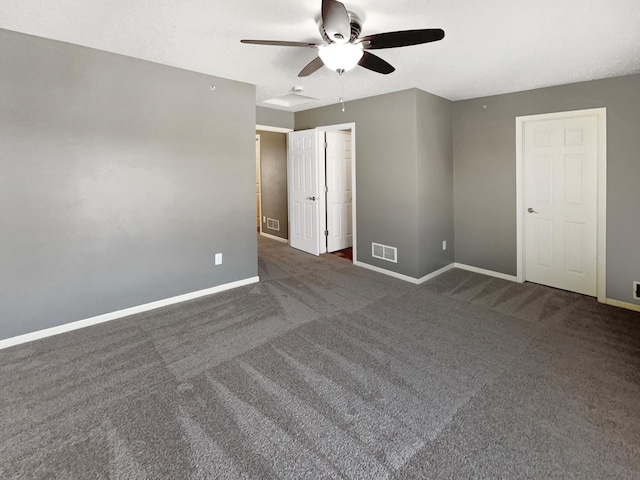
[325,131,353,252]
[288,129,320,255]
[524,114,598,296]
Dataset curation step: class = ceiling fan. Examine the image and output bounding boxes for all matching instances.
[241,0,444,77]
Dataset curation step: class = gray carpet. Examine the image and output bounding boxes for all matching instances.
[1,235,640,479]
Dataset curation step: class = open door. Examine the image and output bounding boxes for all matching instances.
[288,129,320,255]
[325,131,353,252]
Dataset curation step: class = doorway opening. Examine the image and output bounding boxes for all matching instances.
[318,124,356,263]
[319,127,354,258]
[515,108,606,302]
[287,123,357,263]
[256,124,293,244]
[329,247,353,262]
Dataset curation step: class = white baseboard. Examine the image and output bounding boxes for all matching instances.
[453,266,639,311]
[353,261,455,285]
[260,232,288,243]
[417,264,456,284]
[605,298,640,313]
[0,276,260,351]
[454,263,520,282]
[353,260,520,286]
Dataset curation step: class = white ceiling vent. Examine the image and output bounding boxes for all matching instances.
[372,242,397,263]
[262,93,317,108]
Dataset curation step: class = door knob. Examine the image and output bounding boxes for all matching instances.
[307,196,316,201]
[527,207,538,213]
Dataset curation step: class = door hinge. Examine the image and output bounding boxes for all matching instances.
[323,142,328,149]
[324,185,328,193]
[324,230,329,236]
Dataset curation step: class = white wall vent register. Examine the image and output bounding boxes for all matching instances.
[372,242,397,263]
[266,218,280,231]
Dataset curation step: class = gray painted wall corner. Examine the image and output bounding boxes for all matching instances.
[416,89,455,278]
[296,89,421,278]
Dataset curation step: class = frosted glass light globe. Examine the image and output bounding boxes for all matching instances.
[318,42,364,72]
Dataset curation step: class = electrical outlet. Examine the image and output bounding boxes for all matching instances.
[215,253,222,265]
[634,281,640,300]
[442,240,447,251]
[263,216,266,223]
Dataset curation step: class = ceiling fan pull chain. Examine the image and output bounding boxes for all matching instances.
[340,75,346,112]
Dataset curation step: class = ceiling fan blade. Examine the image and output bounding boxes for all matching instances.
[298,56,325,77]
[359,29,445,49]
[358,51,395,74]
[240,40,318,48]
[321,0,351,43]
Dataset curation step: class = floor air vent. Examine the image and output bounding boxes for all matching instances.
[266,218,280,231]
[372,242,398,263]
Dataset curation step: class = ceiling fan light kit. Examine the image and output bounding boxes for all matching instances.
[318,42,364,73]
[241,0,444,77]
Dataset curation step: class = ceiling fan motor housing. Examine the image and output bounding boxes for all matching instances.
[319,12,362,43]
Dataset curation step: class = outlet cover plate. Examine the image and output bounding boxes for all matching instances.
[215,253,222,265]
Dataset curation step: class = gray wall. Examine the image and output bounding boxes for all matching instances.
[296,90,418,277]
[0,29,257,340]
[417,90,455,277]
[453,74,640,305]
[257,130,288,239]
[256,107,294,130]
[296,89,454,280]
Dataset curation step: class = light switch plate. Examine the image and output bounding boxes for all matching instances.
[215,253,222,265]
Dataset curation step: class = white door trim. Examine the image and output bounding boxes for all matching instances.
[256,134,262,234]
[516,108,607,302]
[256,125,293,134]
[316,123,357,262]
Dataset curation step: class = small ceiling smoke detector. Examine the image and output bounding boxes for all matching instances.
[292,86,304,92]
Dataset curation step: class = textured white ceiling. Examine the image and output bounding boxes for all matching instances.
[1,0,639,112]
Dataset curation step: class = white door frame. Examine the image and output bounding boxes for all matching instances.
[316,123,357,262]
[256,134,262,234]
[515,108,607,302]
[257,125,294,134]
